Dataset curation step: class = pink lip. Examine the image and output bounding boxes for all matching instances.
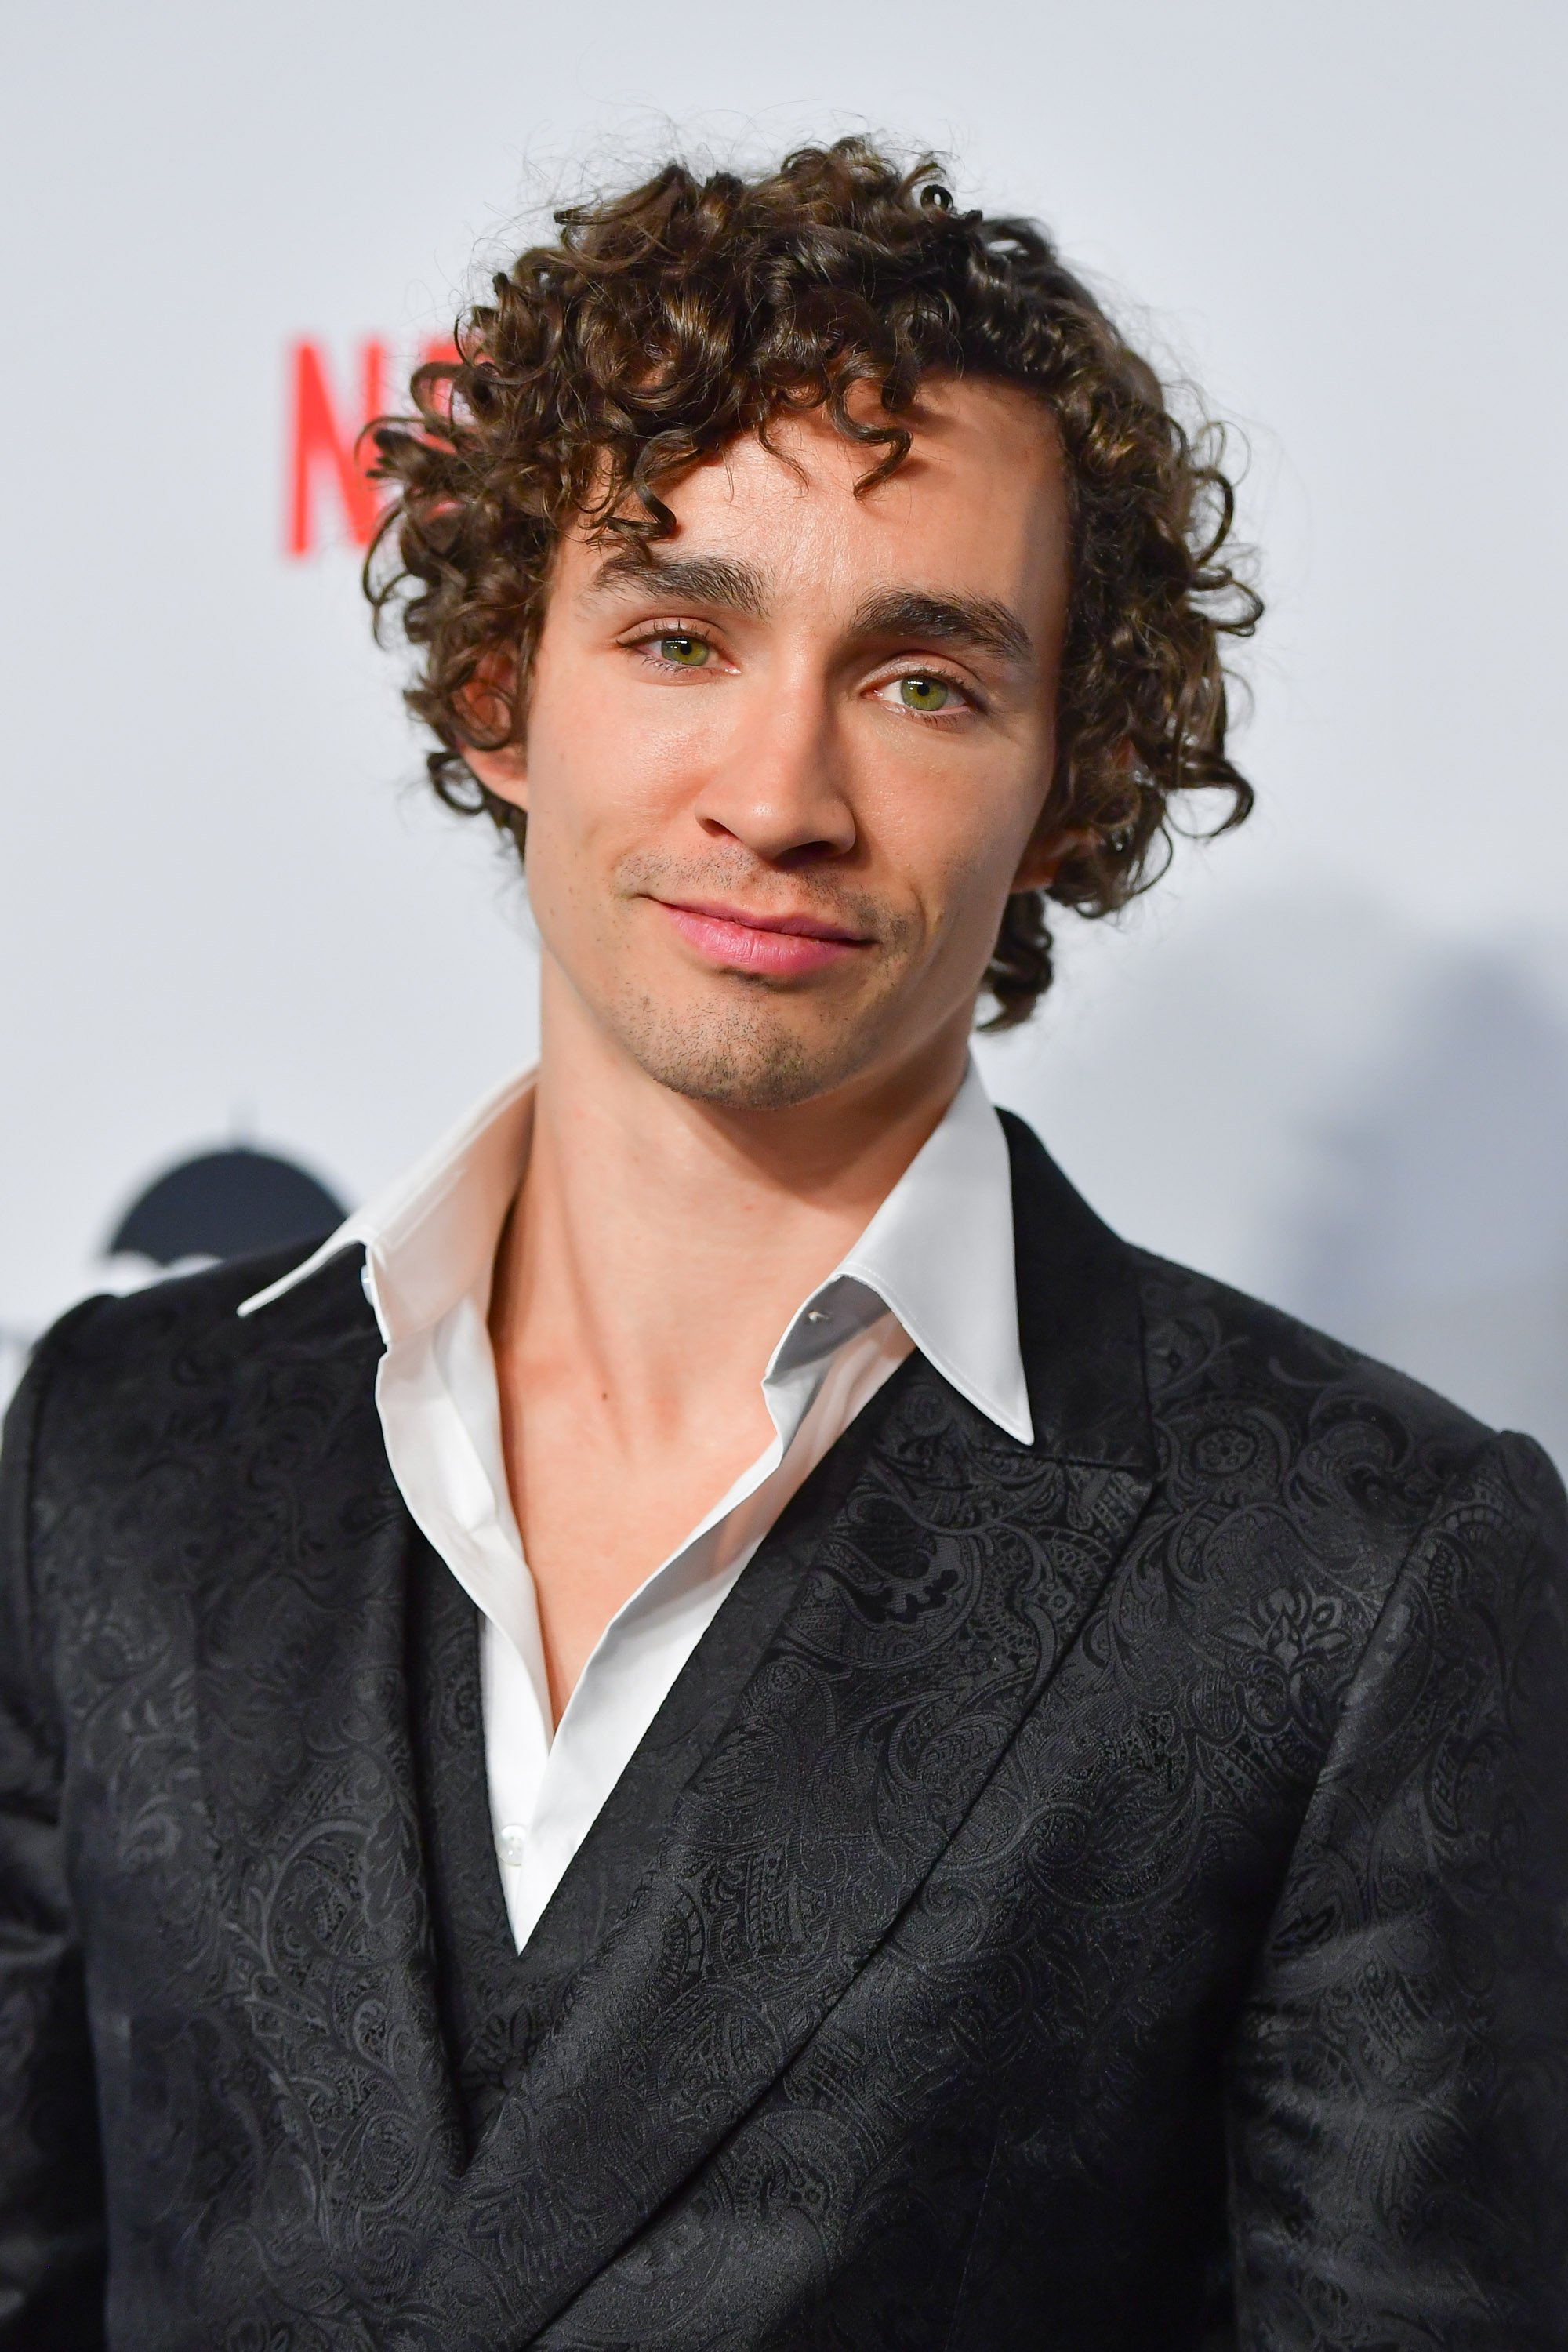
[657,898,870,978]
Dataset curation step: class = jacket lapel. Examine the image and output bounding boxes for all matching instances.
[192,1252,469,2285]
[412,1114,1156,2348]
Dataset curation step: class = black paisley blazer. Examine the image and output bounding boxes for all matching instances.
[1,1116,1565,2350]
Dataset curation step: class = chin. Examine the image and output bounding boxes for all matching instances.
[612,987,884,1112]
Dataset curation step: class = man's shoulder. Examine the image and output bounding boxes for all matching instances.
[6,1241,375,1495]
[1000,1113,1532,1540]
[1125,1242,1552,1562]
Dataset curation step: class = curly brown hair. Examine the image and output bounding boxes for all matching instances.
[367,136,1260,1025]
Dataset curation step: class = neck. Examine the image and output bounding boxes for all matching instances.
[488,961,973,1715]
[494,962,971,1429]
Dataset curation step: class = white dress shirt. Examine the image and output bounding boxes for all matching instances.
[241,1057,1029,1951]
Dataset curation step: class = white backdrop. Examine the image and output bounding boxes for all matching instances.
[3,0,1566,1458]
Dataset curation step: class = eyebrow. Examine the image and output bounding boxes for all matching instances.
[848,588,1034,668]
[581,546,769,615]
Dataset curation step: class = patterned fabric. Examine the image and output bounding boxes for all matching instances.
[408,1452,847,2147]
[0,1116,1564,2349]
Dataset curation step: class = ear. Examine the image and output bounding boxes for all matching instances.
[456,648,528,811]
[1010,822,1097,894]
[463,737,528,811]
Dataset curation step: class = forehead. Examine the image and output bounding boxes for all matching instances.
[564,376,1069,624]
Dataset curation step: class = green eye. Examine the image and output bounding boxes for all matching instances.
[659,633,710,666]
[899,675,954,713]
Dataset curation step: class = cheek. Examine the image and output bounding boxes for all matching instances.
[517,686,697,957]
[525,662,713,839]
[865,751,1040,920]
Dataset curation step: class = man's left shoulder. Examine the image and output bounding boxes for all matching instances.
[1128,1244,1564,1590]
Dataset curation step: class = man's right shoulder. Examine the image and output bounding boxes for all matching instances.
[1,1243,393,1756]
[3,1241,376,1508]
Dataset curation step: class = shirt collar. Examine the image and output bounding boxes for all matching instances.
[237,1065,535,1337]
[239,1054,1031,1445]
[776,1057,1032,1442]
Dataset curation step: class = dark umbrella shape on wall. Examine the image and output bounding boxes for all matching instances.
[107,1148,346,1267]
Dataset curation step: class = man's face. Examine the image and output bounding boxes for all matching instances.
[471,376,1073,1111]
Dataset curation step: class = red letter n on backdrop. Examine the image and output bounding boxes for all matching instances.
[285,339,387,556]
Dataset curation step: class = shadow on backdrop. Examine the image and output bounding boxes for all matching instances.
[1290,952,1568,1463]
[988,891,1568,1475]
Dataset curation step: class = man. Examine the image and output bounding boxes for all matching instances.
[2,139,1563,2350]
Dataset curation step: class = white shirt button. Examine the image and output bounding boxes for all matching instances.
[495,1824,528,1867]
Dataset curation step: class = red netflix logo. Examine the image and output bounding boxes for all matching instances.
[285,336,456,556]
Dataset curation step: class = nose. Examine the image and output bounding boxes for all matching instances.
[690,677,857,865]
